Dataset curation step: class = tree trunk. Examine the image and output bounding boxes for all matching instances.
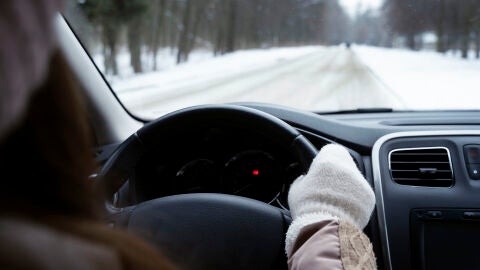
[225,0,237,53]
[461,37,469,59]
[461,25,470,59]
[214,25,225,56]
[435,0,446,53]
[128,18,143,73]
[186,5,201,57]
[475,29,480,59]
[168,1,178,53]
[436,27,446,53]
[150,0,166,71]
[103,23,118,75]
[177,0,192,64]
[407,33,416,50]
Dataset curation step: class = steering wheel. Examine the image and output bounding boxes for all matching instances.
[99,105,317,270]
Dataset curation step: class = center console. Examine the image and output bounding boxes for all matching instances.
[411,209,480,270]
[372,131,480,270]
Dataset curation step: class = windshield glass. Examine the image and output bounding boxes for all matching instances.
[65,0,480,118]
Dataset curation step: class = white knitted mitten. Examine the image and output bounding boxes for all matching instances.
[285,144,375,256]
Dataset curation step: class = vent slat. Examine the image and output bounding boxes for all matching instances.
[393,153,447,155]
[391,161,449,164]
[389,147,453,187]
[393,178,452,181]
[391,170,451,172]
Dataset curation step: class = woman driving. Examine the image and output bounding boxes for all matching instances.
[0,1,376,269]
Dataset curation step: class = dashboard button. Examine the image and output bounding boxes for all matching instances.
[464,145,480,163]
[467,164,480,180]
[463,211,480,220]
[425,210,443,219]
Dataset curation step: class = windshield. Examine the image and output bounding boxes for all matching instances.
[65,0,480,118]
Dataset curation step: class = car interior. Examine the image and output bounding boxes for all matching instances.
[54,3,480,269]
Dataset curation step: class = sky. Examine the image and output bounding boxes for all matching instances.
[340,0,383,17]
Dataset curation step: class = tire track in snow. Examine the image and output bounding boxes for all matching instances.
[232,47,407,111]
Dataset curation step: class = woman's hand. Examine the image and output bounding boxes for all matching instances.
[285,144,375,256]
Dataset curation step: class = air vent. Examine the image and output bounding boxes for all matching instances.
[389,147,453,187]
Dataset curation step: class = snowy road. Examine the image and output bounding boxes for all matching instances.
[116,46,407,117]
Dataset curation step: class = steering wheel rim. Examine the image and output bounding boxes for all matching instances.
[99,104,318,269]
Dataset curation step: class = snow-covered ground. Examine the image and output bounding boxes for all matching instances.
[355,46,480,110]
[110,46,326,117]
[98,45,480,118]
[93,48,213,81]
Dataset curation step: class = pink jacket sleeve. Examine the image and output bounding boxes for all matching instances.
[288,220,377,270]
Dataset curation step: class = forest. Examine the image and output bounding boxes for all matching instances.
[385,0,480,57]
[68,0,480,76]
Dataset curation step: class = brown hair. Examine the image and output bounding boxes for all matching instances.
[0,51,101,219]
[0,51,176,269]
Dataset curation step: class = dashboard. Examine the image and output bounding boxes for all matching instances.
[132,125,304,208]
[245,104,480,270]
[101,103,480,270]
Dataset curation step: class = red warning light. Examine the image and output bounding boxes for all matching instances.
[252,169,260,176]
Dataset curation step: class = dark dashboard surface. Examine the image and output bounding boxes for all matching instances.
[242,103,480,153]
[97,104,480,161]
